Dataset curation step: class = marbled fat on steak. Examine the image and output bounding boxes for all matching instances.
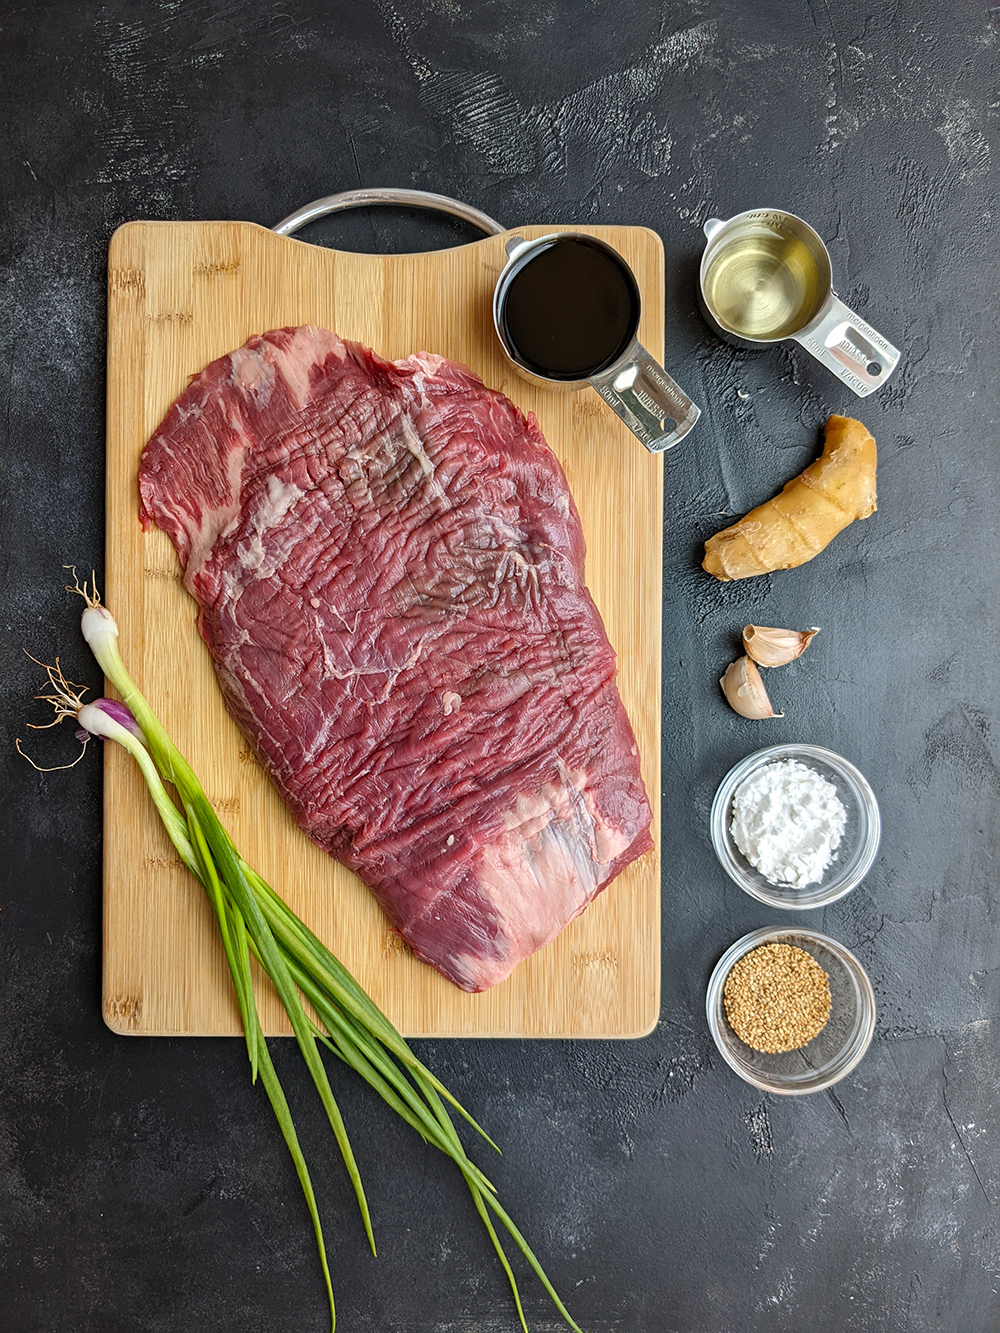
[139,326,653,991]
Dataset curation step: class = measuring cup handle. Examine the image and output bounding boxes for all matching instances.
[792,297,901,398]
[589,343,700,453]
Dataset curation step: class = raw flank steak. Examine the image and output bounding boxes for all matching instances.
[139,326,653,992]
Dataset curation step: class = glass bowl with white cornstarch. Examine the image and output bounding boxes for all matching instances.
[710,744,881,909]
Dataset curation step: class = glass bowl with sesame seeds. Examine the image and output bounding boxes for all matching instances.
[706,926,876,1095]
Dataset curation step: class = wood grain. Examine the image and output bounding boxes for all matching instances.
[104,220,662,1038]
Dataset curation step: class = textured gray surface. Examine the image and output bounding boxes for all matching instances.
[1,2,997,1330]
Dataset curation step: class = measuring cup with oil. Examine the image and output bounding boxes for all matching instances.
[698,209,900,397]
[493,233,700,453]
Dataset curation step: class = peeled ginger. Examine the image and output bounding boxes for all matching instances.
[703,415,877,582]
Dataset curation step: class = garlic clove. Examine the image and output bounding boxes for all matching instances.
[720,656,784,719]
[742,624,820,668]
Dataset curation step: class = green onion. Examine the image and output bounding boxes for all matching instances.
[21,574,582,1333]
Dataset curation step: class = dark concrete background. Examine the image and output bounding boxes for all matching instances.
[1,2,997,1330]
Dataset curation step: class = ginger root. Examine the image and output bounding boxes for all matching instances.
[703,414,877,582]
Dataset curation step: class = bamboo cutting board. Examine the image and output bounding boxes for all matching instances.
[104,220,662,1038]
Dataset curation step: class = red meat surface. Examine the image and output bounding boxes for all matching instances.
[139,326,652,991]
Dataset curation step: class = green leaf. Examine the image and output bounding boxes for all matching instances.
[186,791,376,1257]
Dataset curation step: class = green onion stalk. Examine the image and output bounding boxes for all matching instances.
[22,575,582,1333]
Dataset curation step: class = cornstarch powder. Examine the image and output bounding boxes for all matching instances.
[731,759,847,888]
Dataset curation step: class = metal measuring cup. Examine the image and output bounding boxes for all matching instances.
[494,233,700,453]
[698,209,901,397]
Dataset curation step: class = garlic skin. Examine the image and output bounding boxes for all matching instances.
[720,656,784,719]
[742,624,819,668]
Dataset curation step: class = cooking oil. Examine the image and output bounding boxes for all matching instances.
[703,230,823,340]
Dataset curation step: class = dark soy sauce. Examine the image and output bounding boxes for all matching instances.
[500,237,640,380]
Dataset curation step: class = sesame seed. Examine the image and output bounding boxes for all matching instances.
[723,942,832,1053]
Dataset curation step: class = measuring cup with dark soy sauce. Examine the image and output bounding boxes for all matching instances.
[493,233,700,453]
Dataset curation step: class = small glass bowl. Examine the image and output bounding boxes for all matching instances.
[706,926,876,1094]
[710,743,880,910]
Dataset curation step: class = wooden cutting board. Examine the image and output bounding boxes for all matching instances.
[104,219,662,1038]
